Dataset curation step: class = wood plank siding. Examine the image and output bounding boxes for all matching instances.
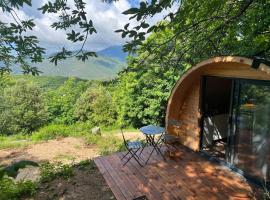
[166,56,270,151]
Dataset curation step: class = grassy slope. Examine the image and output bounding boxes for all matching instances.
[13,75,69,90]
[0,123,137,152]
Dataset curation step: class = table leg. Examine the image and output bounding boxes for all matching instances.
[145,135,165,164]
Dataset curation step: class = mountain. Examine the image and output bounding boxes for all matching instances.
[97,45,128,62]
[35,56,126,80]
[12,46,128,80]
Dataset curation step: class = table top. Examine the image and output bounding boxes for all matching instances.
[139,125,165,135]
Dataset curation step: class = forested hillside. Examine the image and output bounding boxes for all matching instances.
[0,0,269,140]
[2,2,269,135]
[33,56,125,80]
[11,46,127,80]
[13,75,71,90]
[1,1,269,199]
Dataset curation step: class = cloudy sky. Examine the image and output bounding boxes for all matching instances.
[1,0,175,54]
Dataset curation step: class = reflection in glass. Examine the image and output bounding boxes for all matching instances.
[234,82,270,182]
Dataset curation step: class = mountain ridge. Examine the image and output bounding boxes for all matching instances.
[12,45,128,80]
[97,45,128,62]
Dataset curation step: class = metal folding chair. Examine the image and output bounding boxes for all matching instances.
[120,128,144,167]
[162,119,181,153]
[162,133,179,152]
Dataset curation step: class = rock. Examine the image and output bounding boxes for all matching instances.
[91,126,101,135]
[15,165,40,182]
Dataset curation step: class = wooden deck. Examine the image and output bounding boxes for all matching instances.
[94,145,257,200]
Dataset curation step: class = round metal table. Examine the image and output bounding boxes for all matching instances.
[140,125,165,164]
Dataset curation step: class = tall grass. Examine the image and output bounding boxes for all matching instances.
[31,123,92,141]
[0,122,131,155]
[0,134,31,149]
[0,123,92,149]
[84,134,125,155]
[0,176,37,199]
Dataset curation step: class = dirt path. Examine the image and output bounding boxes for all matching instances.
[0,131,143,166]
[0,137,98,166]
[0,132,143,199]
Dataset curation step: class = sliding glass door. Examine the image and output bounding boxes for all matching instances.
[232,80,270,182]
[201,77,270,183]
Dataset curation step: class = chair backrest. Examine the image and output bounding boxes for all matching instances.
[120,126,128,147]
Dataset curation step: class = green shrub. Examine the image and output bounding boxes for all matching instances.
[31,124,71,141]
[0,176,37,200]
[84,134,124,156]
[40,162,74,182]
[0,123,95,149]
[74,85,117,127]
[75,160,96,170]
[97,135,125,155]
[0,80,48,135]
[31,123,93,141]
[45,78,89,124]
[0,134,31,149]
[67,122,93,137]
[84,134,100,145]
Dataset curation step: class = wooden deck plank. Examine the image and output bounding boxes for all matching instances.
[121,152,174,200]
[95,145,257,200]
[138,147,201,200]
[100,156,134,200]
[146,149,222,200]
[173,147,254,199]
[94,157,126,200]
[107,155,144,199]
[168,147,253,199]
[127,148,205,200]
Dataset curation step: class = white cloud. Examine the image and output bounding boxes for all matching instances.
[83,0,133,50]
[0,0,178,54]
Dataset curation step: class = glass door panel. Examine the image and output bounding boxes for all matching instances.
[201,76,232,161]
[233,81,270,182]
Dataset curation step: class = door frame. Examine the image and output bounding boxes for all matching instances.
[199,75,270,188]
[199,75,233,160]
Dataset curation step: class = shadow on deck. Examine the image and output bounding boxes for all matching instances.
[94,145,259,200]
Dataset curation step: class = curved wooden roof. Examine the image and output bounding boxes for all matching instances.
[165,56,270,131]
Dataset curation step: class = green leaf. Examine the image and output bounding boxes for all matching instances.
[141,22,149,29]
[124,23,130,30]
[147,25,157,33]
[115,29,123,33]
[122,8,139,15]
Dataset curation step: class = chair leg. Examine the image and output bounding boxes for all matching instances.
[123,154,133,166]
[121,151,129,160]
[145,147,155,164]
[134,153,142,161]
[123,148,143,167]
[138,146,145,157]
[132,151,143,167]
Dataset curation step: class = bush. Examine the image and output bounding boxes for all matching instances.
[31,124,71,141]
[0,176,37,200]
[0,134,31,149]
[40,162,74,182]
[0,80,48,135]
[31,123,92,141]
[45,77,89,124]
[74,85,117,127]
[84,134,124,156]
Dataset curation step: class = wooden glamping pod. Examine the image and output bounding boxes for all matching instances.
[166,56,270,183]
